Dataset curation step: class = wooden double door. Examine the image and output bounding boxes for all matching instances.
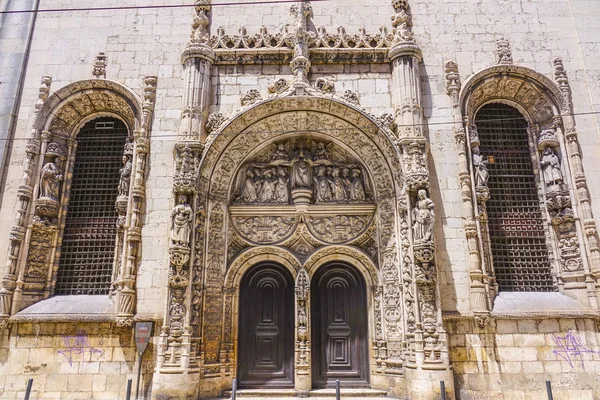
[238,262,369,389]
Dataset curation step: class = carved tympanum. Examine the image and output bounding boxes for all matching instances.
[232,138,372,205]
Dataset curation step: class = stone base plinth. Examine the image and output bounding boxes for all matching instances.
[151,371,200,400]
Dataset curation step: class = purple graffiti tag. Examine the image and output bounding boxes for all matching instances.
[57,330,103,366]
[552,330,600,369]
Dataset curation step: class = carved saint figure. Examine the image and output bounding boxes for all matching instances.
[349,168,365,202]
[341,167,352,195]
[39,157,63,200]
[271,143,288,163]
[412,189,435,243]
[472,147,489,187]
[274,166,289,203]
[258,168,277,202]
[171,195,193,246]
[540,147,563,187]
[314,166,332,203]
[290,149,313,189]
[118,156,132,197]
[330,167,347,201]
[241,168,258,203]
[313,142,329,161]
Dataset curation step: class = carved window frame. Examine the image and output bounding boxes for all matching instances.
[457,65,598,308]
[0,78,156,326]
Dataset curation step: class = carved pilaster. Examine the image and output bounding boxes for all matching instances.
[1,77,52,324]
[295,268,310,390]
[552,58,600,308]
[445,61,491,320]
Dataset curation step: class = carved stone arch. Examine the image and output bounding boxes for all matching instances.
[224,246,301,289]
[37,79,143,135]
[303,245,381,288]
[459,65,563,126]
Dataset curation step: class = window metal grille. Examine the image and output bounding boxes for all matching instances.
[55,118,128,295]
[476,104,554,292]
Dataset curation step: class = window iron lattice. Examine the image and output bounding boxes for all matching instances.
[476,104,554,292]
[54,118,128,295]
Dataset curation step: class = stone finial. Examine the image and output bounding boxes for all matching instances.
[553,57,570,92]
[92,52,108,78]
[190,0,211,45]
[391,0,414,42]
[495,37,513,65]
[35,76,52,115]
[241,89,262,107]
[444,61,461,97]
[289,1,313,85]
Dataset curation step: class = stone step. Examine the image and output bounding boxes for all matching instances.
[219,388,389,399]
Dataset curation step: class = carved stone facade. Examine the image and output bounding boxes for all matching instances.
[1,1,600,400]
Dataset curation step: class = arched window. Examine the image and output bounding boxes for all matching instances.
[475,104,554,292]
[54,117,128,295]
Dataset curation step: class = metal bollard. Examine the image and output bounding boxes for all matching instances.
[440,380,446,400]
[23,379,33,400]
[125,378,133,400]
[232,378,237,400]
[546,380,553,400]
[336,379,340,400]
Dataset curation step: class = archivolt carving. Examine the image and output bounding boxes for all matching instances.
[303,245,380,287]
[38,79,142,134]
[224,246,301,288]
[459,65,562,123]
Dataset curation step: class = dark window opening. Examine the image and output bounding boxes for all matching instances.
[476,104,554,292]
[55,117,128,295]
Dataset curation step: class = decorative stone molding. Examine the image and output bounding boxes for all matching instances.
[240,89,262,107]
[92,52,108,78]
[495,37,513,65]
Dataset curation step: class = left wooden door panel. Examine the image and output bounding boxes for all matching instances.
[238,263,294,388]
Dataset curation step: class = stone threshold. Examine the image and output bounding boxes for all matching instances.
[220,388,388,398]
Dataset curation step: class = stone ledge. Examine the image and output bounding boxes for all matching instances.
[9,295,115,323]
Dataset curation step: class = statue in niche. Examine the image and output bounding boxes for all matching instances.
[412,189,435,244]
[39,157,63,200]
[472,146,489,187]
[118,155,132,197]
[540,147,563,187]
[171,194,193,246]
[258,168,277,203]
[274,166,289,203]
[341,167,352,193]
[314,166,332,203]
[241,168,258,203]
[330,167,347,201]
[349,168,366,202]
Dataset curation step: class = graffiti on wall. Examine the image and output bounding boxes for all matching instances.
[57,330,104,366]
[552,330,600,369]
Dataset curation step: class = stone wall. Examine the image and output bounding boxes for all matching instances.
[447,317,600,399]
[0,322,157,400]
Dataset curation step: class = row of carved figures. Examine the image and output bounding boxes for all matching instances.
[237,164,366,204]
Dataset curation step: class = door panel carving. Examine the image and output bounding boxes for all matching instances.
[311,264,369,388]
[238,263,294,388]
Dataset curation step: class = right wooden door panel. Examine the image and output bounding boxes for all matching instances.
[311,264,369,388]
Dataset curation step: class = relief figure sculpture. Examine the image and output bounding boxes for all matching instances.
[540,147,563,187]
[39,157,63,200]
[258,168,277,203]
[412,189,435,243]
[314,166,332,203]
[290,149,314,189]
[330,167,347,201]
[171,195,193,246]
[274,166,290,203]
[349,168,365,202]
[241,168,258,203]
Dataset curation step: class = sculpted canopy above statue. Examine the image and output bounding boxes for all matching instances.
[232,138,373,205]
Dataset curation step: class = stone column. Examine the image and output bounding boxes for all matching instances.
[444,61,491,326]
[389,1,454,397]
